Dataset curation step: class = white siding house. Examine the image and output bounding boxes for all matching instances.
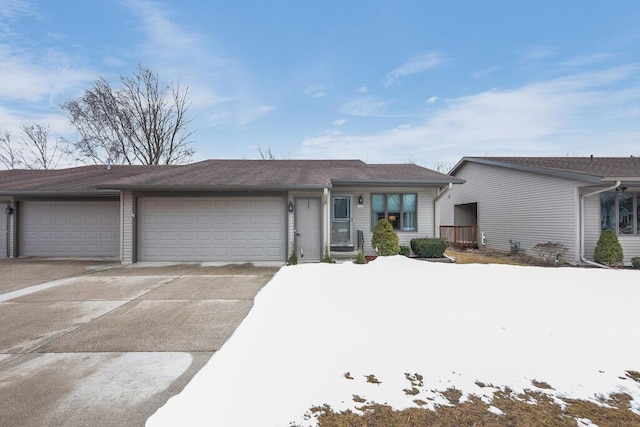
[439,157,640,266]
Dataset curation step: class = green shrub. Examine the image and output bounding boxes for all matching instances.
[286,245,298,265]
[371,218,400,256]
[631,257,640,269]
[399,245,411,257]
[410,238,447,258]
[321,246,333,263]
[594,229,623,266]
[355,250,368,264]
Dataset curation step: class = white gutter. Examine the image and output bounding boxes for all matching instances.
[579,180,620,268]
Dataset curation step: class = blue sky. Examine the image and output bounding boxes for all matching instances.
[1,0,640,169]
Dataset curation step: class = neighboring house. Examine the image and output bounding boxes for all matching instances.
[438,156,640,265]
[0,160,462,263]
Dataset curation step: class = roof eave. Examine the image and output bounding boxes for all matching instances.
[0,190,119,197]
[452,157,602,183]
[95,184,330,191]
[331,179,464,187]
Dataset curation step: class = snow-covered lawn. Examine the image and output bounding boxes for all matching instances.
[147,256,640,426]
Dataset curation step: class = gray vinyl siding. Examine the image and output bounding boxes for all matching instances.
[441,162,585,263]
[333,187,437,255]
[619,236,640,265]
[581,188,601,262]
[122,191,133,263]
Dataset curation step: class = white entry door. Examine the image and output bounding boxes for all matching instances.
[294,197,321,262]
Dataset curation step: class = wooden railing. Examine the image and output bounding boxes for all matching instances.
[440,225,478,248]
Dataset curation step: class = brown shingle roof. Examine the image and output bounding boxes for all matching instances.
[0,164,178,194]
[453,156,640,182]
[96,159,462,189]
[0,160,462,194]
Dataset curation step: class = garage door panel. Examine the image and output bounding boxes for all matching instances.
[139,197,285,262]
[22,201,119,258]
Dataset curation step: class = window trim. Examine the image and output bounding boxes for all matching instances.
[600,191,639,235]
[371,193,418,232]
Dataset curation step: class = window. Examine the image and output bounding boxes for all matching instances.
[371,193,417,231]
[600,191,639,235]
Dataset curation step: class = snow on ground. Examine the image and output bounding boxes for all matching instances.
[147,256,640,426]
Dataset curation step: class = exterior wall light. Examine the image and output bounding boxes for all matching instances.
[5,205,13,215]
[288,201,294,212]
[358,195,364,205]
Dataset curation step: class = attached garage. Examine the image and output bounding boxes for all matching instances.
[20,200,120,258]
[138,196,286,262]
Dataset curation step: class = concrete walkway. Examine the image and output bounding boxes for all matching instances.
[0,259,279,427]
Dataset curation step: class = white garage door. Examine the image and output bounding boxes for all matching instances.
[139,197,286,262]
[21,201,120,257]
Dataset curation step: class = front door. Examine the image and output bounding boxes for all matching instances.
[295,197,321,262]
[331,195,352,248]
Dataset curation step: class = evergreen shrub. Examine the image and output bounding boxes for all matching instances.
[594,229,623,266]
[371,218,400,256]
[410,238,447,258]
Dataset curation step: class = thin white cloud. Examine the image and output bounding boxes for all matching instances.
[426,96,439,104]
[357,86,368,94]
[304,84,328,98]
[0,44,95,103]
[122,0,274,127]
[339,95,393,117]
[384,51,448,88]
[333,119,347,126]
[562,53,618,67]
[520,46,555,62]
[302,66,640,163]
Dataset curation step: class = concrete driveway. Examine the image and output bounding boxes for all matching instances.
[0,259,280,427]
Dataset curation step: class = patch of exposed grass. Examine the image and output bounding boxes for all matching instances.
[531,379,554,389]
[404,372,424,387]
[298,386,640,427]
[365,374,381,385]
[445,248,535,266]
[403,387,420,396]
[626,370,640,383]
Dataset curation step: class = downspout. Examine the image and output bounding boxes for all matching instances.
[579,180,620,268]
[434,183,453,238]
[323,187,330,253]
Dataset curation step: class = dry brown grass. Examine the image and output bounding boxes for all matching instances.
[445,247,543,266]
[299,387,640,427]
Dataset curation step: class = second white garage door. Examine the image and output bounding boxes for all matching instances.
[139,197,286,262]
[21,200,120,258]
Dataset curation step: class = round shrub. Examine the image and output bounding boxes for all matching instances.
[371,218,400,256]
[399,245,411,257]
[594,229,623,266]
[410,238,447,258]
[631,257,640,269]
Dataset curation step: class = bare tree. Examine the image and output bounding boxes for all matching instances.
[432,160,453,174]
[20,123,62,169]
[0,125,63,170]
[61,65,195,165]
[257,144,289,160]
[0,131,20,169]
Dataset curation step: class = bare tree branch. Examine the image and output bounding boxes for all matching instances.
[61,65,195,165]
[20,123,62,169]
[0,131,21,169]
